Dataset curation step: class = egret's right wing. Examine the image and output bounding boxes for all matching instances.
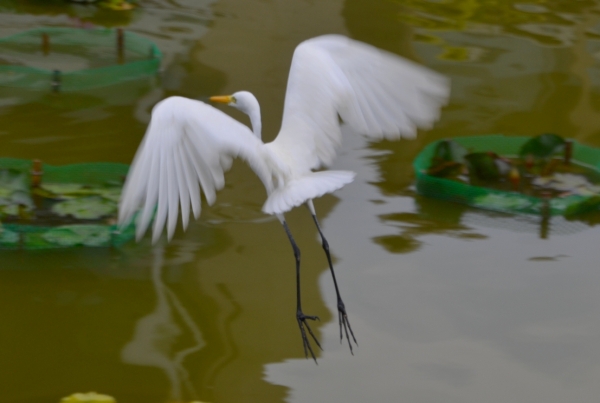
[119,96,271,242]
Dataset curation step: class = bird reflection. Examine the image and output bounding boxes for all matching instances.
[121,243,204,401]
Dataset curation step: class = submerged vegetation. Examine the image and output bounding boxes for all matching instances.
[0,160,133,248]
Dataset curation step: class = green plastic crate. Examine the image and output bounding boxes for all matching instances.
[413,135,600,217]
[0,27,161,91]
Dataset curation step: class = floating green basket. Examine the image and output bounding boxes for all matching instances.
[413,135,600,217]
[0,27,161,91]
[0,158,135,250]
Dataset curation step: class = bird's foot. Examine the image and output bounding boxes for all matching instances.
[297,311,322,363]
[337,298,358,354]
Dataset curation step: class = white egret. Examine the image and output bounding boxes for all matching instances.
[119,34,449,362]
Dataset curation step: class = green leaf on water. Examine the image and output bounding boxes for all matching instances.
[465,152,501,181]
[60,392,116,403]
[40,183,85,197]
[11,189,33,208]
[40,183,122,202]
[428,140,469,177]
[565,195,600,216]
[519,133,566,160]
[0,227,19,244]
[43,225,112,247]
[51,196,117,219]
[0,190,33,215]
[432,139,468,163]
[0,168,28,194]
[0,169,32,209]
[0,203,19,217]
[94,187,121,202]
[474,193,534,210]
[532,173,600,195]
[31,186,58,199]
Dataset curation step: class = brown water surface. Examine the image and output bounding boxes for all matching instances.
[2,1,600,402]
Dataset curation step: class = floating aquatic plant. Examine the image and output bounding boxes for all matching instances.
[43,225,112,247]
[51,196,117,220]
[0,159,132,249]
[60,392,116,403]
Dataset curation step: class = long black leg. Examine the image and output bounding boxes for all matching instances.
[279,215,322,363]
[306,200,357,354]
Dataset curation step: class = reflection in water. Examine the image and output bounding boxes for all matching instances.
[0,1,221,166]
[391,0,600,140]
[397,0,600,50]
[6,0,600,402]
[374,188,600,253]
[201,283,242,393]
[360,1,600,251]
[121,244,204,402]
[342,0,415,56]
[374,192,487,254]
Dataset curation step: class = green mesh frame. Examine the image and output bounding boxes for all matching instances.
[0,27,161,91]
[0,158,135,250]
[413,135,600,217]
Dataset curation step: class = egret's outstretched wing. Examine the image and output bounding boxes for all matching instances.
[270,34,450,171]
[119,96,271,242]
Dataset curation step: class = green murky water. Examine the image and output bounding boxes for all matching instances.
[2,0,600,402]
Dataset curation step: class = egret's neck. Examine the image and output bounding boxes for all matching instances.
[230,90,262,139]
[248,107,262,140]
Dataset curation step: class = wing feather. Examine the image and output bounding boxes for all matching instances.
[152,150,169,243]
[166,152,180,240]
[119,96,271,241]
[137,146,160,240]
[174,143,202,222]
[271,34,449,171]
[174,146,194,229]
[184,141,215,205]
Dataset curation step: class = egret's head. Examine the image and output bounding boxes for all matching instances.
[210,91,262,139]
[210,91,259,116]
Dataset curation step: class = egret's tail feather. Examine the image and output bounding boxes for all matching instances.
[262,171,356,215]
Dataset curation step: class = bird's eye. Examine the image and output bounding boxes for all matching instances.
[231,96,237,104]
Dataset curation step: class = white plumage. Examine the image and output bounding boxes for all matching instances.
[118,34,449,361]
[119,34,449,241]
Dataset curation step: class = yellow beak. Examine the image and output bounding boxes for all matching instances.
[209,95,233,104]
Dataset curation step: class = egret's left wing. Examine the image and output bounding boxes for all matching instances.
[270,35,450,171]
[119,96,271,242]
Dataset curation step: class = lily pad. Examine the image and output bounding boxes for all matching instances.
[40,183,85,196]
[60,392,116,403]
[0,169,33,208]
[474,193,534,210]
[95,187,121,202]
[43,225,112,247]
[10,189,34,208]
[0,191,33,216]
[0,227,19,244]
[0,169,31,200]
[532,173,600,196]
[40,183,122,202]
[52,196,116,220]
[100,0,136,10]
[0,203,19,217]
